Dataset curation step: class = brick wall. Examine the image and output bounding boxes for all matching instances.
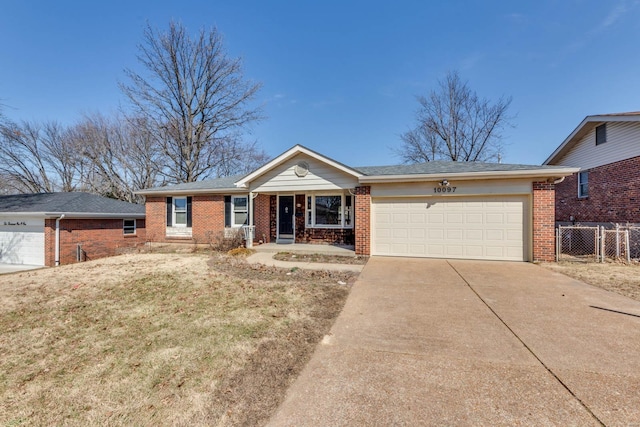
[192,195,224,243]
[299,228,354,245]
[145,195,226,244]
[532,181,555,262]
[354,186,371,255]
[269,195,277,241]
[555,156,640,223]
[45,218,146,266]
[145,196,166,243]
[254,194,271,243]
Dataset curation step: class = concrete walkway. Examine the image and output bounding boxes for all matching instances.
[248,242,363,272]
[268,258,640,426]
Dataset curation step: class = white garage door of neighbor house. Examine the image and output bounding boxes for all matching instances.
[372,196,527,261]
[0,218,45,265]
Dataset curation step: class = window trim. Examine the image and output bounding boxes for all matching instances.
[123,219,136,235]
[305,193,353,229]
[173,196,188,227]
[578,171,589,198]
[229,195,249,228]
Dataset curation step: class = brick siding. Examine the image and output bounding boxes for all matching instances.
[44,218,146,266]
[254,194,271,243]
[532,181,555,262]
[145,195,226,244]
[145,196,167,243]
[354,186,371,255]
[192,195,225,243]
[269,195,277,241]
[555,156,640,223]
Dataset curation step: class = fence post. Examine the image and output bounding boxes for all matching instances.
[625,229,631,264]
[556,226,560,262]
[599,226,604,263]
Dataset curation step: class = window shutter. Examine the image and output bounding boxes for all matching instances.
[186,197,192,227]
[224,196,231,227]
[166,197,172,226]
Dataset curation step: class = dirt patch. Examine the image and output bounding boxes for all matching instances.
[542,261,640,302]
[272,252,369,265]
[0,253,353,426]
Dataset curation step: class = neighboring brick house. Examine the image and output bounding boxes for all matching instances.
[544,112,640,224]
[0,193,145,266]
[139,145,577,262]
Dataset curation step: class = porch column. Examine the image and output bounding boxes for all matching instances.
[355,186,371,255]
[247,191,254,248]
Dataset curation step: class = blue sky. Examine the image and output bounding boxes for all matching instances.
[1,0,639,167]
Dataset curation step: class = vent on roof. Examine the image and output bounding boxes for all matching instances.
[294,161,309,177]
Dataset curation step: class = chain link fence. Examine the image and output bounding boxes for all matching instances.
[556,224,639,263]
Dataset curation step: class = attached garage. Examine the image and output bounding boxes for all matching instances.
[372,196,528,261]
[0,217,45,265]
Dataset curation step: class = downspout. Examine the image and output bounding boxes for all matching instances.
[553,176,566,184]
[55,214,65,266]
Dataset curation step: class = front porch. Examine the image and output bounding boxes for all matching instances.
[253,193,356,246]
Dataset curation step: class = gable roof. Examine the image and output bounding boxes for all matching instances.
[0,193,145,218]
[544,112,640,165]
[234,144,363,188]
[135,144,580,195]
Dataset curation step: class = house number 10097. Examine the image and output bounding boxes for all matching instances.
[433,186,457,193]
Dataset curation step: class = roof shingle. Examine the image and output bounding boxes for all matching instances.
[0,193,145,215]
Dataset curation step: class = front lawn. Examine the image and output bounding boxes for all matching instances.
[0,253,354,426]
[542,261,640,302]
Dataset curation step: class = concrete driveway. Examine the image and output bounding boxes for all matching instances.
[268,258,640,426]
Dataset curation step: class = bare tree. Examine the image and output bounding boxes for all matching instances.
[398,71,513,163]
[120,21,264,183]
[213,140,270,177]
[71,113,163,202]
[0,120,85,193]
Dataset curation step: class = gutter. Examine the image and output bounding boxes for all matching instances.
[357,167,580,184]
[134,188,248,196]
[44,212,146,219]
[55,214,65,266]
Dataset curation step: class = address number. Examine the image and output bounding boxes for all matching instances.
[433,186,457,193]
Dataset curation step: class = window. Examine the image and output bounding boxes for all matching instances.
[315,195,341,225]
[225,195,249,227]
[123,219,136,235]
[306,194,353,228]
[174,197,187,226]
[578,171,589,198]
[596,124,607,145]
[166,196,192,227]
[232,196,248,227]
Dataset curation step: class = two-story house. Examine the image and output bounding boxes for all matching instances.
[544,112,640,225]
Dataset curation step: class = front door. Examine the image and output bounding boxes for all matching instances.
[278,196,294,239]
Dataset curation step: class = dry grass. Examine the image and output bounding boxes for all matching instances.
[542,261,640,302]
[0,253,354,426]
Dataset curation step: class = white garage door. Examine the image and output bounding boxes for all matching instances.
[0,218,45,265]
[372,196,527,261]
